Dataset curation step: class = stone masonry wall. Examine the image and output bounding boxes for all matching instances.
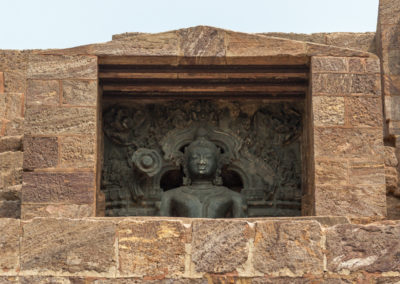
[0,217,399,283]
[0,50,30,218]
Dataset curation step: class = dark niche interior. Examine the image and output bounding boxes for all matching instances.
[101,99,303,217]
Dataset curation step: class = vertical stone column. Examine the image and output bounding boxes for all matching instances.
[311,56,386,217]
[22,54,98,218]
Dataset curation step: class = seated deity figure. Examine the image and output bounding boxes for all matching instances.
[160,130,247,218]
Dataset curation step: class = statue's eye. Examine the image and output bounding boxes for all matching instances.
[191,155,199,159]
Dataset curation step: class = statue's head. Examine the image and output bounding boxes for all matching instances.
[183,129,222,185]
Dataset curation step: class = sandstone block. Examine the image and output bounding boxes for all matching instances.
[0,168,22,190]
[366,58,381,73]
[315,159,348,185]
[178,26,225,57]
[383,75,400,97]
[0,136,22,153]
[118,220,186,277]
[0,152,23,171]
[387,195,400,219]
[348,58,365,73]
[253,220,323,276]
[312,73,380,95]
[0,50,28,71]
[313,96,344,126]
[26,80,59,105]
[385,146,398,167]
[311,57,347,73]
[4,71,26,93]
[22,172,94,204]
[4,93,23,120]
[385,166,398,193]
[348,161,385,185]
[0,219,20,272]
[27,55,97,80]
[379,0,400,25]
[0,185,21,201]
[24,105,96,135]
[62,80,97,106]
[379,24,400,51]
[21,218,116,274]
[226,31,307,57]
[0,72,4,93]
[0,200,20,218]
[191,219,251,273]
[346,97,383,127]
[21,204,93,219]
[18,276,86,284]
[23,136,58,170]
[314,128,384,160]
[0,94,6,118]
[315,184,386,217]
[0,277,19,283]
[326,222,400,272]
[325,32,376,53]
[59,136,95,168]
[4,118,24,136]
[385,95,400,121]
[383,50,400,75]
[92,278,207,284]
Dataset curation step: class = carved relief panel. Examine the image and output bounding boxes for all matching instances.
[101,100,303,217]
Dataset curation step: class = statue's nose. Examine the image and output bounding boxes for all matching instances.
[199,156,207,164]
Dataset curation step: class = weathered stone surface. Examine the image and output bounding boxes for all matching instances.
[379,24,400,50]
[315,159,348,185]
[346,97,383,127]
[259,32,327,44]
[18,276,86,284]
[22,172,94,204]
[0,277,19,283]
[26,80,59,105]
[383,50,400,75]
[348,161,385,185]
[376,277,400,284]
[4,71,26,93]
[313,96,345,126]
[62,80,97,106]
[253,220,323,276]
[315,184,386,217]
[191,220,251,273]
[0,94,6,118]
[27,55,97,80]
[0,136,22,153]
[24,105,96,135]
[4,93,23,120]
[3,118,24,136]
[326,222,400,272]
[23,136,58,170]
[311,57,347,73]
[385,146,398,167]
[0,50,28,71]
[387,195,400,219]
[348,58,365,73]
[0,219,20,271]
[226,31,307,57]
[118,220,186,277]
[383,75,400,97]
[0,185,21,201]
[385,166,398,193]
[92,31,179,56]
[306,43,372,57]
[0,168,22,190]
[92,278,207,284]
[59,136,95,168]
[0,72,4,93]
[314,128,384,159]
[0,200,20,218]
[325,32,377,54]
[0,152,23,171]
[312,73,381,95]
[385,95,400,121]
[178,26,225,57]
[21,218,116,274]
[379,0,400,25]
[21,204,93,219]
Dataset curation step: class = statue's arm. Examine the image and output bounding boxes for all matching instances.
[232,194,247,218]
[159,192,172,216]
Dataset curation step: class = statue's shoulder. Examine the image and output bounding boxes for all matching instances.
[162,186,187,197]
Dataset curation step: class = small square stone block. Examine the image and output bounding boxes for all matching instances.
[0,218,20,272]
[23,136,58,170]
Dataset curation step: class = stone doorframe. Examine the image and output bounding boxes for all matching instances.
[21,26,385,219]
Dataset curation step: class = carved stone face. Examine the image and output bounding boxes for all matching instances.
[187,145,218,180]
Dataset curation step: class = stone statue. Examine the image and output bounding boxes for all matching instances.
[160,129,247,218]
